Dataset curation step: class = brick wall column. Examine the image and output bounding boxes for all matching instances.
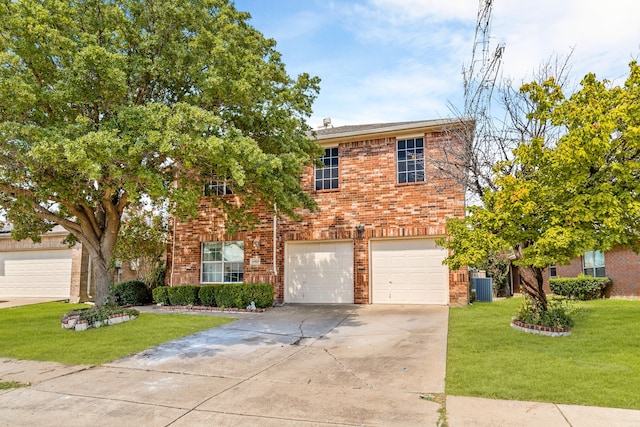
[354,236,369,303]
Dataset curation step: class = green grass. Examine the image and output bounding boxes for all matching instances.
[0,302,235,365]
[446,297,640,409]
[0,381,28,390]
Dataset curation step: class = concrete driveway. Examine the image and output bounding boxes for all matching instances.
[0,304,448,426]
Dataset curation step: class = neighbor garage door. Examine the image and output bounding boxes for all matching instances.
[371,238,448,304]
[0,249,73,298]
[285,241,354,303]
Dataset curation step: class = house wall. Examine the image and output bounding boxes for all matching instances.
[542,247,640,298]
[0,231,89,302]
[167,129,468,305]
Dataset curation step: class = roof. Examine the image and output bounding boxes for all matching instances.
[313,118,471,143]
[0,224,69,237]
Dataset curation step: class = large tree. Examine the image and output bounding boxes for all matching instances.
[441,62,640,311]
[0,0,321,306]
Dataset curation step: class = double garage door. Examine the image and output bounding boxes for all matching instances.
[0,249,73,298]
[285,239,448,304]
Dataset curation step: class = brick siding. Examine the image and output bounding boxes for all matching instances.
[167,125,468,305]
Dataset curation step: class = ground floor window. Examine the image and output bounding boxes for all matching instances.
[201,241,244,283]
[583,250,605,277]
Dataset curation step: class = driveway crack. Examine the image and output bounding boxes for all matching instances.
[323,348,375,390]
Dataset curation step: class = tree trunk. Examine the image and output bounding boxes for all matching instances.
[518,265,547,311]
[91,255,113,307]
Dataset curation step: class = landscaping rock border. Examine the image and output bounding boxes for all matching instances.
[510,319,571,337]
[61,313,137,331]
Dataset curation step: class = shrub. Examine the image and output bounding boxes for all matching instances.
[66,306,139,325]
[198,285,217,307]
[167,285,199,306]
[244,283,274,308]
[549,275,611,300]
[113,280,151,306]
[213,283,274,309]
[152,286,170,305]
[514,295,575,329]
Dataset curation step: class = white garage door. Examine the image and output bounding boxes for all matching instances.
[285,241,354,303]
[371,239,448,304]
[0,249,73,298]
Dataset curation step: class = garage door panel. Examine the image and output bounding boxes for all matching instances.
[285,241,354,303]
[371,239,448,305]
[0,250,72,298]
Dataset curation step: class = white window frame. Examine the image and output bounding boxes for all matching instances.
[397,137,425,183]
[315,147,339,190]
[201,241,244,283]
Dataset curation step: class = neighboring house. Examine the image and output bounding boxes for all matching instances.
[0,225,91,302]
[167,119,470,305]
[510,247,640,298]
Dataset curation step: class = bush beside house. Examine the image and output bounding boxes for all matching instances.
[153,284,274,309]
[549,276,611,300]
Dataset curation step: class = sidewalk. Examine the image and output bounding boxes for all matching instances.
[2,358,640,426]
[446,396,640,426]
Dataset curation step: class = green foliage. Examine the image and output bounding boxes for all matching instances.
[162,283,274,309]
[549,276,611,300]
[213,283,274,309]
[0,0,321,306]
[441,62,640,310]
[65,306,139,325]
[0,381,29,390]
[198,285,217,307]
[152,286,170,305]
[514,295,575,329]
[479,251,510,296]
[0,302,234,365]
[447,298,640,409]
[113,280,151,306]
[112,208,167,288]
[167,285,200,306]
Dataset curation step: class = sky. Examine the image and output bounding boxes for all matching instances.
[233,0,640,129]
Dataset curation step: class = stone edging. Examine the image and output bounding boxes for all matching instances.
[152,304,267,314]
[61,313,137,331]
[510,319,571,337]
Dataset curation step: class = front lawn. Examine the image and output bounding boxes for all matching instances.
[447,297,640,410]
[0,302,235,365]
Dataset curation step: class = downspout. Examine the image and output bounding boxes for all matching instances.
[273,204,278,276]
[170,214,176,286]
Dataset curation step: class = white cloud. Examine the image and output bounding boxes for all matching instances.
[493,1,640,83]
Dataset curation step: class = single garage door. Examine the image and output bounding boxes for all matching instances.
[0,249,73,298]
[371,238,448,304]
[285,241,354,303]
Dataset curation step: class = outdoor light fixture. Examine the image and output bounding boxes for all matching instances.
[253,237,260,249]
[355,224,365,238]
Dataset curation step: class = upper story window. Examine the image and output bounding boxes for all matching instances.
[201,241,244,283]
[397,137,425,183]
[204,176,233,196]
[315,147,339,190]
[583,250,606,277]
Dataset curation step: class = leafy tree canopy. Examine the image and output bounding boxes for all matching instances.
[441,62,640,307]
[0,0,321,305]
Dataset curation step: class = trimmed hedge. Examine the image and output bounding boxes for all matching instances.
[113,280,151,306]
[154,283,274,309]
[198,285,217,307]
[168,285,199,306]
[152,286,170,305]
[213,283,274,309]
[549,276,611,300]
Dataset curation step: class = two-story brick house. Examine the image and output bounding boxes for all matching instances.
[166,119,470,305]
